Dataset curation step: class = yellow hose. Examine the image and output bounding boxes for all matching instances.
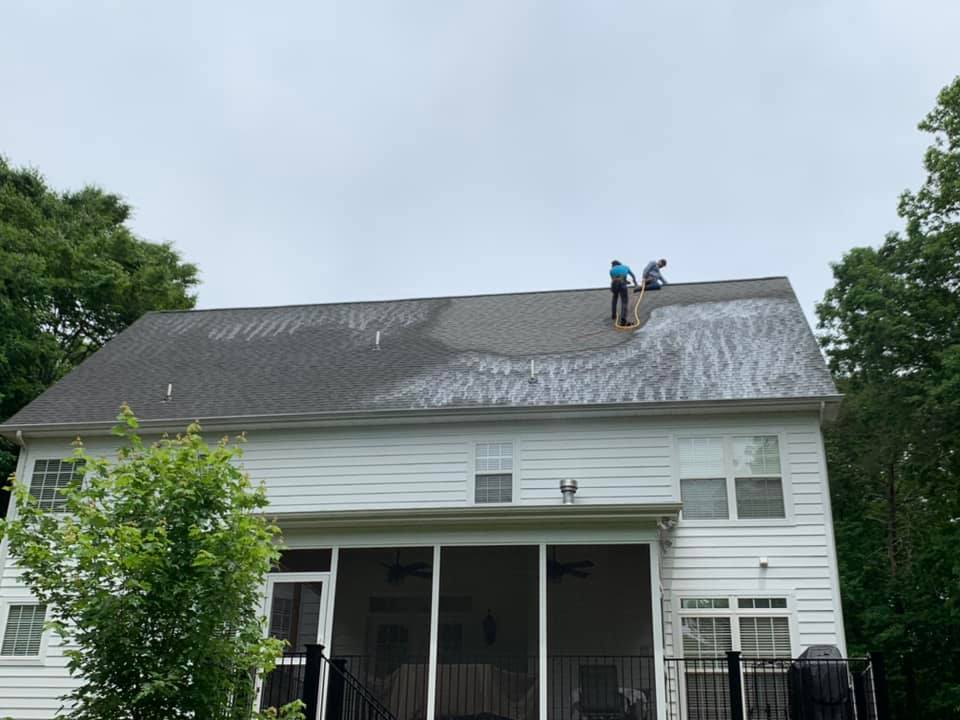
[613,279,646,331]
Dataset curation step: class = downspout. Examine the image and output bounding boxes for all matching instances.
[15,430,26,448]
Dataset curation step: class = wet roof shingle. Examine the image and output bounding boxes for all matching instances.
[1,277,838,428]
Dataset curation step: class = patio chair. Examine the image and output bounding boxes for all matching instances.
[579,665,627,720]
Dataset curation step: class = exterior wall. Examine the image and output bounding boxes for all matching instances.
[660,423,847,657]
[0,411,845,719]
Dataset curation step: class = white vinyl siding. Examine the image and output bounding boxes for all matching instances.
[28,459,81,511]
[661,420,842,658]
[1,604,46,656]
[474,443,513,504]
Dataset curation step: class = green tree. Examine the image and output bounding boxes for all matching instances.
[0,407,302,720]
[0,157,198,505]
[818,76,960,719]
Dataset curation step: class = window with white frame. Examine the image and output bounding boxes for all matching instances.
[678,436,786,520]
[28,459,83,512]
[1,604,46,656]
[678,438,728,519]
[474,443,513,503]
[678,595,792,658]
[732,437,785,519]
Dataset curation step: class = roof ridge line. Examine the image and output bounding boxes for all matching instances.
[148,276,791,315]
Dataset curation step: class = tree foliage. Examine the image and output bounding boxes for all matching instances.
[818,76,960,719]
[0,157,198,495]
[0,407,302,720]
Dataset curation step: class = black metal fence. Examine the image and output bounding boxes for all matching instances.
[255,649,888,720]
[548,655,656,720]
[337,654,428,720]
[664,652,889,720]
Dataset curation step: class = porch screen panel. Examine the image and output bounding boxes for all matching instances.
[547,545,655,720]
[331,548,433,720]
[436,546,539,720]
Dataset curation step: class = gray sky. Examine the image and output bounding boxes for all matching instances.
[3,1,958,326]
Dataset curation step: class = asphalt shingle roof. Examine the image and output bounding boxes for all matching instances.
[1,277,838,429]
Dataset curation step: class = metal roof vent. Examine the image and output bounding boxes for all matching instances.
[560,479,578,504]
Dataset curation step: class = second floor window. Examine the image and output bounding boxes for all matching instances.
[679,436,786,520]
[474,442,513,504]
[29,459,83,512]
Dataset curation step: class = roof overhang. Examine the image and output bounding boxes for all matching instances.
[0,395,843,441]
[270,503,683,531]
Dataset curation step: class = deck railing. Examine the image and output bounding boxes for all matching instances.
[254,649,888,720]
[664,652,889,720]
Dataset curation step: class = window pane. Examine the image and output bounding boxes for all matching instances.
[678,438,724,478]
[682,598,729,609]
[1,604,46,656]
[271,549,332,573]
[476,443,513,473]
[771,598,787,609]
[475,473,512,503]
[739,617,791,658]
[268,582,323,653]
[681,617,732,658]
[29,459,83,512]
[681,478,729,520]
[735,478,786,519]
[732,436,781,476]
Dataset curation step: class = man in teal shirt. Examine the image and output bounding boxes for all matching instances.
[609,260,638,325]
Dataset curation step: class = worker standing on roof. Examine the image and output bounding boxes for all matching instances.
[609,260,638,326]
[641,259,668,291]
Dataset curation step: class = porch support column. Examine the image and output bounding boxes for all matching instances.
[538,544,547,720]
[649,544,667,720]
[425,544,441,720]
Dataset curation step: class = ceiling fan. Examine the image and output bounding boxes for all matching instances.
[547,548,594,582]
[380,550,432,584]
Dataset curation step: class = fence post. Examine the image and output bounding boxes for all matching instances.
[302,644,324,720]
[726,651,744,720]
[870,652,891,720]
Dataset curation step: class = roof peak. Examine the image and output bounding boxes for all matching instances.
[150,275,791,315]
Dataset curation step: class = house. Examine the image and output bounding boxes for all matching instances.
[0,278,854,720]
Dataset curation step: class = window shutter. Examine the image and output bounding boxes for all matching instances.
[739,616,791,657]
[735,478,786,519]
[1,604,46,656]
[681,478,729,520]
[681,617,733,658]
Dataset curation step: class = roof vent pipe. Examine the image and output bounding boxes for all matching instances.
[560,478,578,505]
[375,331,381,350]
[163,383,173,402]
[528,359,537,384]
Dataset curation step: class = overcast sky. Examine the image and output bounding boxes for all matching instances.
[3,2,958,325]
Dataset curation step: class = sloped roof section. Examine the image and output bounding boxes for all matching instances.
[1,277,837,429]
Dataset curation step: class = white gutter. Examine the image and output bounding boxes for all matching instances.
[270,503,683,530]
[1,394,843,439]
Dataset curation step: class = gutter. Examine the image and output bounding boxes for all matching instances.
[0,395,845,439]
[271,503,684,530]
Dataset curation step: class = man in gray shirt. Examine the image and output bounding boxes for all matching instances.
[641,259,668,290]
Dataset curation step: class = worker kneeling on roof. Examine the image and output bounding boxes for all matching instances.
[642,258,668,290]
[609,260,638,326]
